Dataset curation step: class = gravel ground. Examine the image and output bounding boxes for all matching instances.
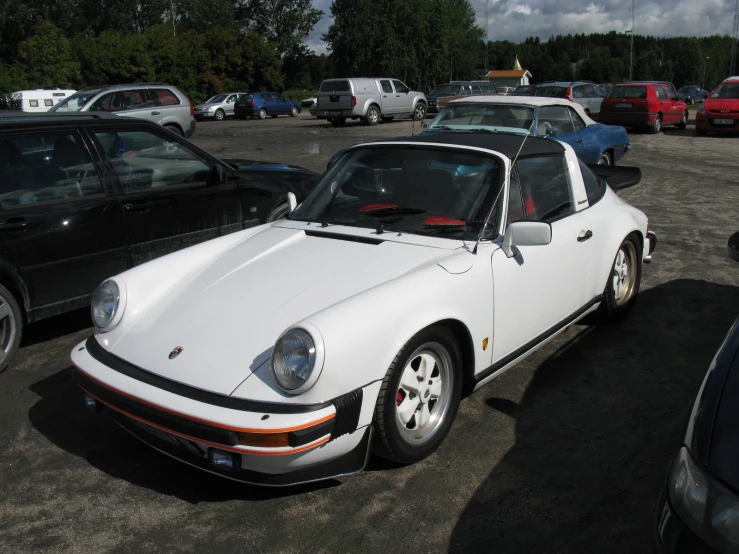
[1,110,737,554]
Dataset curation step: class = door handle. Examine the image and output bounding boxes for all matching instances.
[577,230,593,242]
[576,139,584,143]
[151,111,160,115]
[383,95,388,98]
[0,217,27,231]
[123,202,154,213]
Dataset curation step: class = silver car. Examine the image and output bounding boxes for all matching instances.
[49,83,196,137]
[194,92,249,121]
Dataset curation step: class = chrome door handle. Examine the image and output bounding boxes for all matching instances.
[151,111,160,115]
[576,139,584,143]
[577,230,593,242]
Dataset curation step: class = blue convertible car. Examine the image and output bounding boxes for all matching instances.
[424,96,631,165]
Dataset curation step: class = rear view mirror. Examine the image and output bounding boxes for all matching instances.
[729,231,739,262]
[502,221,552,257]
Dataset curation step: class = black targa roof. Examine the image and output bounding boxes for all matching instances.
[361,132,566,159]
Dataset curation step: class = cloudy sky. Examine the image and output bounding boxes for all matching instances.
[304,0,738,55]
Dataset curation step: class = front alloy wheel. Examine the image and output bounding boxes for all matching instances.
[597,152,611,165]
[373,326,461,463]
[214,109,225,121]
[413,103,426,121]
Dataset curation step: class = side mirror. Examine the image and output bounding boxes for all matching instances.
[729,231,739,262]
[213,164,227,184]
[502,221,552,258]
[287,192,298,215]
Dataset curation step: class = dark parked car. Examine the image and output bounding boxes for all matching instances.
[0,112,321,371]
[426,82,498,114]
[676,85,709,104]
[511,85,537,96]
[654,231,739,554]
[234,93,302,120]
[535,81,607,117]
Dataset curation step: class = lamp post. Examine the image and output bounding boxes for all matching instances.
[703,56,709,89]
[629,0,635,80]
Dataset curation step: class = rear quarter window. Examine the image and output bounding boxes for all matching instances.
[579,160,606,205]
[153,89,180,106]
[320,80,350,93]
[608,86,647,99]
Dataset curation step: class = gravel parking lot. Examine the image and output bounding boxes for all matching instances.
[2,110,738,554]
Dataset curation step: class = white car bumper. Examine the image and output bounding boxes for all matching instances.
[71,337,376,486]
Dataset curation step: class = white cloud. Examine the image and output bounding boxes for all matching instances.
[303,0,737,54]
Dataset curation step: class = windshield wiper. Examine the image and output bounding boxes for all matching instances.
[427,125,456,131]
[360,206,426,217]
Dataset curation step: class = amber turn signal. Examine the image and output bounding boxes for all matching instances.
[239,432,290,447]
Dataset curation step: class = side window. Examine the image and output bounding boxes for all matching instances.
[153,89,180,106]
[380,80,393,94]
[273,94,286,102]
[226,95,236,103]
[506,168,525,224]
[0,132,104,207]
[89,92,124,112]
[30,100,39,107]
[572,86,584,98]
[122,89,155,110]
[515,156,574,222]
[392,80,409,94]
[579,160,606,205]
[471,86,482,95]
[655,86,668,100]
[44,99,53,107]
[568,108,586,132]
[94,130,212,192]
[537,106,575,136]
[665,86,678,101]
[261,93,273,101]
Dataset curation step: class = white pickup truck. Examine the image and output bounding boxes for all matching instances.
[316,78,427,127]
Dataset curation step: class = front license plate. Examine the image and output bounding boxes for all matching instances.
[616,103,632,108]
[713,119,734,125]
[129,417,204,456]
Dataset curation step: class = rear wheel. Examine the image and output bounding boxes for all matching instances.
[364,105,380,125]
[596,151,611,165]
[372,325,462,464]
[0,283,22,374]
[413,103,427,121]
[238,116,246,121]
[290,106,299,117]
[214,109,225,121]
[677,111,688,130]
[258,108,267,120]
[648,114,662,134]
[598,235,642,322]
[164,124,183,136]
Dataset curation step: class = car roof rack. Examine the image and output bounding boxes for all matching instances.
[0,112,129,123]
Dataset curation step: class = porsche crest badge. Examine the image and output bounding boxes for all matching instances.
[168,346,184,359]
[482,338,489,351]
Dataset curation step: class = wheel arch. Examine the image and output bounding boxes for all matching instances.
[0,262,30,320]
[164,122,184,135]
[433,318,476,396]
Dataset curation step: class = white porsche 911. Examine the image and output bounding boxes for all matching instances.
[71,133,656,486]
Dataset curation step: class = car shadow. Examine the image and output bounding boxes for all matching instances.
[26,366,340,503]
[447,279,739,553]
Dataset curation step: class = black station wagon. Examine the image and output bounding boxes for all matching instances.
[0,112,321,370]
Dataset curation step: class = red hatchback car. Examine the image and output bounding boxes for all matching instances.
[600,81,688,134]
[696,76,739,135]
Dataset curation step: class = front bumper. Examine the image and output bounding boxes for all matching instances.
[655,486,718,554]
[696,112,739,132]
[71,337,376,486]
[645,230,657,264]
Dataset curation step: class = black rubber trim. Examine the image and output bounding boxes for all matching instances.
[304,230,384,245]
[76,369,240,446]
[84,336,332,414]
[289,418,335,447]
[647,231,657,255]
[117,415,372,487]
[332,389,363,439]
[474,294,604,383]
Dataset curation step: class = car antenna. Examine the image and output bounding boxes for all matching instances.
[472,120,535,255]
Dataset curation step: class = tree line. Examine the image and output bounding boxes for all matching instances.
[1,0,737,103]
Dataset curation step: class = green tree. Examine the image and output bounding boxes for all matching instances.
[238,0,323,57]
[17,20,81,88]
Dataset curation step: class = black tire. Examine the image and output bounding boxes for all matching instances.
[372,325,462,464]
[164,124,183,137]
[258,108,267,120]
[381,116,394,123]
[214,109,225,121]
[0,283,22,374]
[648,114,662,134]
[238,116,246,121]
[413,102,427,121]
[596,151,611,165]
[677,111,688,130]
[266,202,290,222]
[598,234,642,323]
[331,117,346,127]
[365,105,380,125]
[290,106,299,117]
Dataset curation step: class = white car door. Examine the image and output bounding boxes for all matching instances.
[490,153,594,366]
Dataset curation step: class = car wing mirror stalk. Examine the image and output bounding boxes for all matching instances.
[287,192,298,214]
[502,221,552,258]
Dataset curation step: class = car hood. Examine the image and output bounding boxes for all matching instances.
[704,98,739,111]
[109,226,447,396]
[195,102,225,109]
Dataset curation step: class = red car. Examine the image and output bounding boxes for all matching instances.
[600,81,688,134]
[696,76,739,135]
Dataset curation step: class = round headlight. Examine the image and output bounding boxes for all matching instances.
[272,328,317,392]
[91,280,120,330]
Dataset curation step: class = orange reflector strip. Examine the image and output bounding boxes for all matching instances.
[239,432,290,447]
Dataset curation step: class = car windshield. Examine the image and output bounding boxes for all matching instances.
[291,146,504,240]
[206,94,228,103]
[711,83,739,99]
[431,85,461,96]
[427,103,534,135]
[608,86,647,99]
[678,86,699,93]
[534,86,568,98]
[49,91,100,112]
